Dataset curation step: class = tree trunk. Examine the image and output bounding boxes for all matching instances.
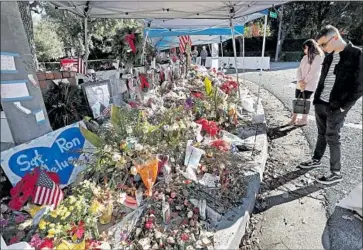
[237,36,243,56]
[278,5,297,61]
[17,1,38,71]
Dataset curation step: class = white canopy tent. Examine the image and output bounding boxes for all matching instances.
[50,0,285,107]
[50,1,282,19]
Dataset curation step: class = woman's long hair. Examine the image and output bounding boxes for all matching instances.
[303,39,323,64]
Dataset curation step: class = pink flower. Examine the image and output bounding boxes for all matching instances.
[170,192,176,198]
[145,219,153,230]
[30,234,42,248]
[168,198,173,203]
[9,236,19,245]
[180,233,189,241]
[15,214,25,224]
[183,200,189,206]
[181,219,188,225]
[193,207,199,215]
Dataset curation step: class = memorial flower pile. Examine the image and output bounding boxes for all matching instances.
[2,64,259,249]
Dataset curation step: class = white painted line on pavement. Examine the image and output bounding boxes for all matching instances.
[307,115,362,130]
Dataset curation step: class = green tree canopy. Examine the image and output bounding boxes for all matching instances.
[34,19,64,61]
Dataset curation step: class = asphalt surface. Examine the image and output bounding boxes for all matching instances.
[239,62,362,250]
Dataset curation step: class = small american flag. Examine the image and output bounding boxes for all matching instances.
[179,36,192,54]
[101,106,111,117]
[77,56,87,75]
[33,170,63,208]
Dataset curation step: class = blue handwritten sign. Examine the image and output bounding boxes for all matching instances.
[1,123,89,186]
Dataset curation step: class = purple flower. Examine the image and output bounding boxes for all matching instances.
[184,98,194,110]
[15,214,25,224]
[0,219,9,227]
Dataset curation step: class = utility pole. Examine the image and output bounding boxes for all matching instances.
[274,5,284,62]
[1,1,52,145]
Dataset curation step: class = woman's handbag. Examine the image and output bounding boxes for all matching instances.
[293,91,311,114]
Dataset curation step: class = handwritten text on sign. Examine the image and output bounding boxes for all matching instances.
[0,123,89,186]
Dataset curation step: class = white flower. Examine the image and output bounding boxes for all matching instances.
[163,125,170,131]
[118,192,126,204]
[130,166,138,176]
[135,143,144,151]
[103,145,112,153]
[126,126,133,134]
[187,211,193,218]
[179,121,186,129]
[171,124,179,131]
[112,153,122,162]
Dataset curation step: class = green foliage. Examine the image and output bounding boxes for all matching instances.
[111,25,144,68]
[34,19,64,61]
[43,82,91,130]
[39,2,126,58]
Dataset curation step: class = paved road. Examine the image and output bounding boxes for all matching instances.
[240,62,362,250]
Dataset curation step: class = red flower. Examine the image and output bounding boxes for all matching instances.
[220,81,238,95]
[210,139,230,152]
[180,233,189,241]
[85,239,101,250]
[70,221,85,239]
[39,238,54,249]
[196,119,220,137]
[184,180,192,185]
[9,197,25,211]
[9,236,19,245]
[191,91,204,99]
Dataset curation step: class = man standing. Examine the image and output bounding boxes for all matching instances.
[191,47,198,64]
[299,25,362,184]
[200,46,208,66]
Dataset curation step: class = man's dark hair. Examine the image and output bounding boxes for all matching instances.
[316,25,340,40]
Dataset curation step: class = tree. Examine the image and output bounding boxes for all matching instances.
[40,2,125,58]
[34,19,64,62]
[18,1,42,70]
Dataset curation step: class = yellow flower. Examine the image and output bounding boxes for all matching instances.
[38,220,47,230]
[56,224,63,231]
[50,210,58,218]
[89,200,100,215]
[47,228,56,238]
[49,223,55,228]
[69,206,75,211]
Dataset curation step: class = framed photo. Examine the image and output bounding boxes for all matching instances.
[83,80,111,119]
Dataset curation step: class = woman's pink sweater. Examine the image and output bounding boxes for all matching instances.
[296,54,324,92]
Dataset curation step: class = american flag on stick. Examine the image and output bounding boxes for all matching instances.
[77,56,87,75]
[33,170,64,208]
[179,35,192,54]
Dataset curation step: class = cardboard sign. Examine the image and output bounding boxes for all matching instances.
[0,122,92,187]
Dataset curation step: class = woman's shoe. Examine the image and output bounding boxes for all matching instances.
[295,119,308,126]
[287,120,296,126]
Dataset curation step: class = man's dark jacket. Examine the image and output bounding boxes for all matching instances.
[313,42,363,111]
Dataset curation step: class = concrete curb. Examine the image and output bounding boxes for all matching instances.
[214,89,268,249]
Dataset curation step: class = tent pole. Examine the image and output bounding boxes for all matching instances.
[256,14,268,113]
[220,36,223,58]
[142,22,151,66]
[242,34,245,85]
[84,16,88,71]
[230,19,241,100]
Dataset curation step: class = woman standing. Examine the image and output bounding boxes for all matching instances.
[289,39,324,126]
